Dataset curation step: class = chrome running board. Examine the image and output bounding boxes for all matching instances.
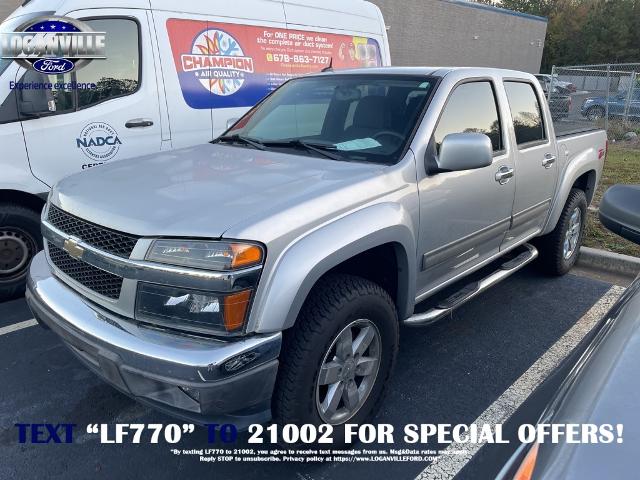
[404,243,539,327]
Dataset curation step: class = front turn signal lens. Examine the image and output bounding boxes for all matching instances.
[223,289,253,332]
[513,443,539,480]
[231,244,263,269]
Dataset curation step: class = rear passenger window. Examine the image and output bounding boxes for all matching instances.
[504,82,546,146]
[75,19,140,109]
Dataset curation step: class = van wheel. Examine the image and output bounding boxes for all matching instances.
[536,188,587,276]
[273,274,398,437]
[0,204,43,302]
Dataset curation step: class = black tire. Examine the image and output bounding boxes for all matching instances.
[536,188,587,276]
[273,274,398,443]
[586,106,605,122]
[0,204,43,302]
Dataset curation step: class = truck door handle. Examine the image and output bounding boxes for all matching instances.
[125,118,154,128]
[495,166,514,185]
[542,154,556,168]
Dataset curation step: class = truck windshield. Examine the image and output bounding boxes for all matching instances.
[221,75,435,165]
[0,12,53,76]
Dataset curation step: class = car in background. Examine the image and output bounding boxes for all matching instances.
[581,90,640,122]
[497,183,640,480]
[535,74,577,95]
[548,91,571,120]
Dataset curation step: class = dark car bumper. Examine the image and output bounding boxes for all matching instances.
[26,251,281,429]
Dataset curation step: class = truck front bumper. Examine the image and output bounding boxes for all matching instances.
[26,251,281,429]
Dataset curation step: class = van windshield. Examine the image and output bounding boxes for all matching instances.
[220,75,435,165]
[0,12,52,76]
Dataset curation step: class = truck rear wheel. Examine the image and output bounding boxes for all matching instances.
[273,274,399,437]
[0,204,43,302]
[536,188,587,276]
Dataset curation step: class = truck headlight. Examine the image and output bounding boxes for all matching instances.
[146,239,264,271]
[136,283,252,335]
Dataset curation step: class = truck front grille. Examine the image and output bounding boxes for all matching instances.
[47,205,139,258]
[47,244,123,300]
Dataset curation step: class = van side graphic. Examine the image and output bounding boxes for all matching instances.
[167,19,382,109]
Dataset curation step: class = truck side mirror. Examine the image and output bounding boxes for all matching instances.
[226,117,240,130]
[436,133,493,172]
[599,184,640,245]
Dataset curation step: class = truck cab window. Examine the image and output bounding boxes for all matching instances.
[504,81,546,146]
[434,81,503,152]
[75,18,140,109]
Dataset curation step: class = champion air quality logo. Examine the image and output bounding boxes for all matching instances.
[76,122,122,163]
[0,16,106,74]
[181,29,254,96]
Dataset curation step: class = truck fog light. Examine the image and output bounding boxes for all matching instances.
[136,283,252,335]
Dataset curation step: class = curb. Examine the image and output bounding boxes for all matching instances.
[578,246,640,277]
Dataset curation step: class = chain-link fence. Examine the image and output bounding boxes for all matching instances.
[546,63,640,140]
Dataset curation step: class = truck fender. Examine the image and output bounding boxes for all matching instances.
[248,202,417,333]
[542,147,600,235]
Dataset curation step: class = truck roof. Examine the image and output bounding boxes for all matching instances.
[315,66,535,80]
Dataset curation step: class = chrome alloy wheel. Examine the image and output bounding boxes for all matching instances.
[0,228,34,278]
[315,319,382,424]
[563,207,582,260]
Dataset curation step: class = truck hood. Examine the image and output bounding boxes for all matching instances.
[51,143,385,239]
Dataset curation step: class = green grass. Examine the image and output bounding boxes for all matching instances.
[583,143,640,257]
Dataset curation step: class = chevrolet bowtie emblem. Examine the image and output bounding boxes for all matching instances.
[63,238,84,260]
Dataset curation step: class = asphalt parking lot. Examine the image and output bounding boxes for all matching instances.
[0,266,623,480]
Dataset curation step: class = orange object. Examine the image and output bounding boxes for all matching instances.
[231,244,263,269]
[223,290,252,331]
[513,443,539,480]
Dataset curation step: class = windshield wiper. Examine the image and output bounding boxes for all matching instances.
[213,134,266,150]
[263,139,342,160]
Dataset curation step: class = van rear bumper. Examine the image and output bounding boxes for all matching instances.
[26,251,281,429]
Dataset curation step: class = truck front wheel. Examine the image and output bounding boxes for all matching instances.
[536,188,587,276]
[273,274,399,435]
[0,204,43,302]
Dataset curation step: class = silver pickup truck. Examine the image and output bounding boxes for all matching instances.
[26,67,607,430]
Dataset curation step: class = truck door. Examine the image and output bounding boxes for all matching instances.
[19,10,163,187]
[416,80,516,298]
[502,81,559,248]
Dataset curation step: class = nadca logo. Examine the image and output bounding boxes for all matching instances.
[181,29,254,96]
[76,122,121,162]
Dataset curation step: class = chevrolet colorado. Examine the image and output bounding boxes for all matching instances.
[26,67,608,429]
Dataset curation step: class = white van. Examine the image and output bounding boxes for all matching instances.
[0,0,390,300]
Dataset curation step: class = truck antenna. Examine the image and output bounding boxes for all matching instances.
[321,57,333,72]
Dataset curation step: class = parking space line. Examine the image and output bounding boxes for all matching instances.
[0,319,38,337]
[415,285,626,480]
